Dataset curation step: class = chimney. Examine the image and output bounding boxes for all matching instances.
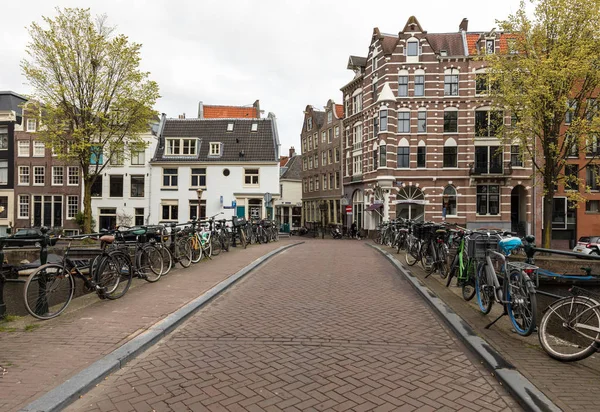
[178,113,186,119]
[198,101,204,118]
[289,147,296,157]
[459,18,468,32]
[253,100,260,118]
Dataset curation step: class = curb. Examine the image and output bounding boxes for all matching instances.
[368,244,562,412]
[21,242,303,412]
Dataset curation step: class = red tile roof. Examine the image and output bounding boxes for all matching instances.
[335,104,344,119]
[203,106,259,119]
[466,34,480,55]
[279,156,289,167]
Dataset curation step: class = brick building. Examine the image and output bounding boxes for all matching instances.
[300,100,344,228]
[341,17,533,235]
[13,104,82,235]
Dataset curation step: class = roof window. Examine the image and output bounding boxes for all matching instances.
[251,123,258,132]
[227,123,234,132]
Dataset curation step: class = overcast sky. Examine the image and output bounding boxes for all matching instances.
[1,0,523,153]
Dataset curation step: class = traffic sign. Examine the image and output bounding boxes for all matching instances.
[345,205,352,214]
[264,192,272,204]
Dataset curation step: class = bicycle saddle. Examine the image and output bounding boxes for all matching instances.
[499,237,522,255]
[100,235,115,244]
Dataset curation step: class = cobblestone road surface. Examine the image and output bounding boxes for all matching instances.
[68,241,520,412]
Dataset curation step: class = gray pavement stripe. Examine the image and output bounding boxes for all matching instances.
[369,243,562,412]
[20,242,303,412]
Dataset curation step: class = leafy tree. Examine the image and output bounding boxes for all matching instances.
[21,8,160,233]
[486,0,600,247]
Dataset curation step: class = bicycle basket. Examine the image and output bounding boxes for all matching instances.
[466,232,500,260]
[232,217,247,227]
[262,220,272,228]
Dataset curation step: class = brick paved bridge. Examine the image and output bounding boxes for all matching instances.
[67,241,519,412]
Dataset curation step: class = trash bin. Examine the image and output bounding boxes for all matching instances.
[569,238,576,250]
[281,223,290,233]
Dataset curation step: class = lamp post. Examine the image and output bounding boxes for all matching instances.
[196,189,203,219]
[319,200,327,239]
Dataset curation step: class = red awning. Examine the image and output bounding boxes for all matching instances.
[366,203,383,211]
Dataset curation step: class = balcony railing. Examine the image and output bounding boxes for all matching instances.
[469,161,513,176]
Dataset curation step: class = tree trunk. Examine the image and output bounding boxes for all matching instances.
[542,189,554,249]
[83,180,93,234]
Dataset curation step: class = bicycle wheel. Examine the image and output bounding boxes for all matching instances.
[273,229,279,242]
[138,245,163,283]
[506,270,537,336]
[405,241,419,266]
[539,296,600,361]
[461,261,477,301]
[177,238,192,268]
[97,253,132,300]
[438,245,449,279]
[420,243,434,273]
[158,244,173,275]
[446,253,459,287]
[191,236,202,264]
[475,262,493,314]
[24,264,75,320]
[211,236,222,256]
[222,233,230,251]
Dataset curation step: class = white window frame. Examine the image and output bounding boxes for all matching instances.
[18,166,30,185]
[18,195,30,219]
[162,168,178,188]
[26,118,36,132]
[33,166,45,185]
[131,149,145,165]
[67,167,80,186]
[244,168,259,186]
[67,195,79,219]
[18,141,30,157]
[251,123,258,132]
[33,141,45,157]
[165,138,197,156]
[161,201,179,221]
[0,127,7,151]
[52,166,64,186]
[209,142,221,156]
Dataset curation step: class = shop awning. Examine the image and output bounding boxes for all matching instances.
[366,203,383,211]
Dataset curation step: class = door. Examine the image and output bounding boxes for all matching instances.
[236,206,245,218]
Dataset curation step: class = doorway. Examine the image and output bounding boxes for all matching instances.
[510,185,527,235]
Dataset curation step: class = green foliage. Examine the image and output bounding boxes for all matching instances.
[75,211,96,232]
[21,8,160,233]
[485,0,600,246]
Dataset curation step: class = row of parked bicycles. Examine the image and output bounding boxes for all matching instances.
[375,219,600,362]
[20,214,280,321]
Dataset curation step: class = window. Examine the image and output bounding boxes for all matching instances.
[314,133,318,148]
[352,93,362,114]
[477,185,500,215]
[162,168,178,187]
[244,168,259,185]
[27,118,36,132]
[327,111,332,124]
[335,147,340,162]
[586,135,600,156]
[227,123,234,132]
[328,128,333,143]
[131,175,145,197]
[308,136,313,151]
[18,166,30,185]
[18,141,30,157]
[309,178,314,192]
[335,171,340,189]
[0,197,7,219]
[315,175,319,190]
[373,117,379,136]
[111,146,124,165]
[0,127,6,150]
[586,200,600,213]
[474,146,502,174]
[329,173,334,190]
[162,203,179,221]
[414,72,425,96]
[398,74,408,97]
[33,166,44,185]
[33,141,45,157]
[303,179,307,193]
[372,78,378,101]
[135,208,145,226]
[67,196,78,219]
[191,168,206,187]
[565,164,578,191]
[443,146,457,168]
[322,131,327,143]
[52,166,64,185]
[417,146,426,168]
[444,69,459,96]
[165,138,197,155]
[90,145,103,165]
[566,100,577,125]
[407,41,419,56]
[353,154,362,175]
[443,111,458,133]
[251,123,258,132]
[328,149,333,164]
[475,73,488,95]
[443,186,457,216]
[587,165,599,190]
[67,167,79,185]
[109,175,124,197]
[335,126,340,138]
[307,118,312,131]
[398,112,410,133]
[486,39,495,54]
[379,144,387,168]
[209,142,221,156]
[18,195,29,219]
[397,146,410,168]
[91,176,102,197]
[302,138,307,153]
[131,148,145,165]
[380,108,388,132]
[417,111,427,133]
[322,151,326,166]
[309,156,313,169]
[373,148,378,170]
[475,110,503,137]
[510,145,523,167]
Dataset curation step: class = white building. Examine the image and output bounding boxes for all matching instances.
[275,152,302,231]
[149,113,280,224]
[90,130,159,230]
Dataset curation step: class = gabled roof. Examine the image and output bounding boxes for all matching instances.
[203,105,259,119]
[402,16,426,33]
[347,56,367,69]
[426,33,465,56]
[153,117,278,162]
[280,154,302,181]
[313,110,326,129]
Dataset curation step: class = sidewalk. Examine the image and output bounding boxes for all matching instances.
[0,239,298,412]
[376,242,600,412]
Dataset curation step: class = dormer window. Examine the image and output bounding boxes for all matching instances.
[251,122,258,132]
[227,123,234,132]
[407,40,420,56]
[307,117,313,131]
[165,138,197,156]
[209,142,221,156]
[486,39,495,54]
[440,50,448,57]
[327,111,332,124]
[26,118,36,132]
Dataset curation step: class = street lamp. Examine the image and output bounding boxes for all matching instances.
[196,189,203,219]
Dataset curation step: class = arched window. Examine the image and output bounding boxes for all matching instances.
[443,107,458,133]
[443,138,457,168]
[417,140,426,168]
[397,138,410,168]
[396,186,425,221]
[443,186,457,216]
